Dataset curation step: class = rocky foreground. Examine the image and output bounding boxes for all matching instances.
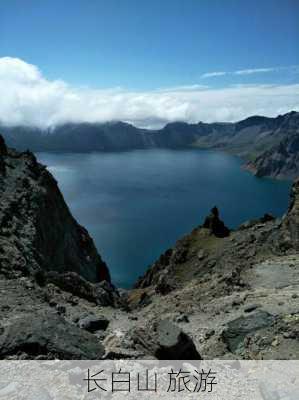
[0,135,298,360]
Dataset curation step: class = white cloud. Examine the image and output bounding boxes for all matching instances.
[0,57,42,83]
[234,67,275,75]
[201,65,299,79]
[201,71,227,79]
[0,57,299,129]
[155,84,209,92]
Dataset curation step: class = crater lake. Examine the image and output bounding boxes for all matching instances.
[37,149,291,288]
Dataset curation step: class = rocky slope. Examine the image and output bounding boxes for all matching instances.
[127,183,299,359]
[0,135,110,283]
[246,133,299,180]
[0,134,298,360]
[0,135,121,359]
[195,111,299,157]
[1,111,299,179]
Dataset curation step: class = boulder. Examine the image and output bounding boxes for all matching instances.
[222,310,275,353]
[131,320,201,360]
[78,315,109,333]
[155,320,201,359]
[0,311,105,359]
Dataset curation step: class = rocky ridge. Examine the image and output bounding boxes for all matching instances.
[1,111,299,179]
[0,137,111,282]
[129,184,299,359]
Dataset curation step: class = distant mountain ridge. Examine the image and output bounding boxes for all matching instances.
[1,111,299,179]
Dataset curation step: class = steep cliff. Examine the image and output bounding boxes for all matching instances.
[246,134,299,180]
[0,134,110,282]
[0,135,121,359]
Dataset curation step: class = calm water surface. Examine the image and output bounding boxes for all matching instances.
[37,149,291,288]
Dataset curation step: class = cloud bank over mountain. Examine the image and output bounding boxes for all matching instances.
[1,57,299,129]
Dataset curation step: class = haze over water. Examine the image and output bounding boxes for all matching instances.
[37,149,291,288]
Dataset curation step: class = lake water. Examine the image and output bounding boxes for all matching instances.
[37,149,292,288]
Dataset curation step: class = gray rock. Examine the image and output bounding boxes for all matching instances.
[222,310,275,353]
[94,281,117,306]
[45,271,118,307]
[78,315,109,333]
[247,130,299,180]
[0,138,110,283]
[0,311,105,359]
[155,320,201,360]
[129,320,201,360]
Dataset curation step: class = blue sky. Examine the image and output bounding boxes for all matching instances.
[1,0,299,89]
[0,0,298,127]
